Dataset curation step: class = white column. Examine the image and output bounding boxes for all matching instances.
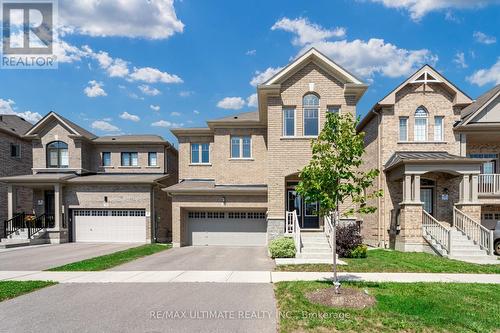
[413,175,421,203]
[403,175,412,202]
[461,174,470,203]
[471,174,478,202]
[54,184,62,230]
[459,134,467,157]
[7,185,14,220]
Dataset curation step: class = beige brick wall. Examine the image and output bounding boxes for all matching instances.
[93,144,167,174]
[178,135,215,180]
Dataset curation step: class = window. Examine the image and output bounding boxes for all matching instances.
[469,153,497,174]
[414,107,428,141]
[102,152,111,166]
[399,117,408,141]
[303,94,319,136]
[148,152,158,166]
[10,144,20,158]
[305,201,318,216]
[121,152,138,166]
[434,116,444,141]
[283,108,295,136]
[230,136,251,159]
[46,141,69,168]
[327,106,340,114]
[191,143,210,164]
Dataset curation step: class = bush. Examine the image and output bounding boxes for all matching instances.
[336,223,363,258]
[349,244,368,258]
[269,237,296,258]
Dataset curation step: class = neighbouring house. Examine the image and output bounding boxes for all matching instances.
[0,115,33,238]
[166,48,367,257]
[357,65,499,261]
[0,112,178,245]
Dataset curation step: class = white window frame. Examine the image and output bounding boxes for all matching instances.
[121,152,138,166]
[399,117,408,142]
[10,143,21,158]
[102,152,111,166]
[414,107,428,142]
[283,108,296,137]
[434,116,444,142]
[230,135,252,159]
[191,143,210,164]
[327,106,341,114]
[303,108,320,137]
[148,152,158,166]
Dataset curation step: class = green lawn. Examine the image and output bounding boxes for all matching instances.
[276,249,500,274]
[47,243,171,271]
[0,281,57,302]
[275,281,500,333]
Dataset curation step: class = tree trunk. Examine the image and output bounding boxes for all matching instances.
[332,207,341,293]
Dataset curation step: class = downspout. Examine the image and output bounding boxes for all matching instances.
[151,185,156,243]
[375,108,383,247]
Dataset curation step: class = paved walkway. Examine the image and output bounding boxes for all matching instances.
[1,270,499,284]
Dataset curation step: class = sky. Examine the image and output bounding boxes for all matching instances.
[0,0,499,145]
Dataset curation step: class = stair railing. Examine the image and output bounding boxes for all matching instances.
[3,213,26,238]
[27,214,52,239]
[422,210,451,255]
[453,207,494,255]
[285,210,301,254]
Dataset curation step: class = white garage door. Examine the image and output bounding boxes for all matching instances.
[74,209,146,243]
[188,211,267,246]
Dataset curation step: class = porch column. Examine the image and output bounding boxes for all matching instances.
[460,174,470,203]
[412,175,421,203]
[54,184,62,230]
[403,175,412,203]
[471,174,479,203]
[459,134,467,157]
[7,185,14,220]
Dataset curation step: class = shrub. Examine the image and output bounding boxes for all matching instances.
[269,237,296,258]
[349,244,368,258]
[336,223,363,258]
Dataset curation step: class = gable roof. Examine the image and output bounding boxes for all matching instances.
[456,84,500,127]
[93,135,169,145]
[208,111,260,123]
[25,111,97,140]
[0,114,33,138]
[384,151,482,171]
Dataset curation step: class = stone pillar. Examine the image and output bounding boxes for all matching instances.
[267,218,284,243]
[460,174,470,203]
[455,204,481,223]
[413,175,421,203]
[7,185,14,220]
[403,175,412,203]
[54,184,62,230]
[395,203,424,252]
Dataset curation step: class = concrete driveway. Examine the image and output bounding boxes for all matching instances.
[111,246,275,271]
[0,243,138,270]
[0,283,277,333]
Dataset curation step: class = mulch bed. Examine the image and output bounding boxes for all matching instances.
[305,287,376,309]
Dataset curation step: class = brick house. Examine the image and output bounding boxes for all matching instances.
[0,112,178,245]
[0,115,33,238]
[166,48,367,254]
[357,66,499,260]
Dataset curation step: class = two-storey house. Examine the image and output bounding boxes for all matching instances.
[0,112,178,244]
[0,115,33,238]
[166,48,367,249]
[358,65,499,260]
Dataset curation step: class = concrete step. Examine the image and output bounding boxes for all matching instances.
[301,236,328,241]
[300,242,331,249]
[296,253,334,260]
[0,237,49,248]
[450,249,489,257]
[301,247,332,254]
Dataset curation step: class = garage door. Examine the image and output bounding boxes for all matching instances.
[188,211,267,246]
[74,209,146,243]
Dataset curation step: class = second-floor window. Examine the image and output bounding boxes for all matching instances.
[191,143,210,164]
[283,108,295,136]
[47,141,69,168]
[121,152,138,166]
[414,106,428,141]
[10,143,20,158]
[399,117,408,141]
[148,152,158,166]
[303,94,319,136]
[434,116,444,141]
[231,136,251,159]
[102,152,111,166]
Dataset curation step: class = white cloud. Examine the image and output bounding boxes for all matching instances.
[453,52,467,68]
[138,85,161,96]
[53,40,89,63]
[93,51,130,78]
[16,111,43,123]
[129,67,183,84]
[217,97,246,110]
[367,0,498,21]
[59,0,184,39]
[193,110,200,115]
[272,17,346,46]
[84,80,107,97]
[467,58,500,86]
[250,67,283,86]
[91,120,120,132]
[246,49,257,56]
[0,99,43,123]
[0,98,16,114]
[179,90,193,97]
[247,93,258,108]
[119,111,140,122]
[170,112,181,116]
[151,120,183,128]
[473,31,497,45]
[150,105,161,112]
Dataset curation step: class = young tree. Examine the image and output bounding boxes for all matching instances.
[296,112,382,293]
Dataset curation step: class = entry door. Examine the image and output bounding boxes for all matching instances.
[287,190,319,229]
[44,190,55,227]
[421,188,434,215]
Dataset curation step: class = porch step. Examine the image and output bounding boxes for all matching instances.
[301,247,332,254]
[0,238,49,248]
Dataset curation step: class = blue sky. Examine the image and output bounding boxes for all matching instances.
[0,0,499,145]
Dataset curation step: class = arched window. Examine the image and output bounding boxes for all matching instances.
[47,141,69,168]
[414,106,428,141]
[303,94,319,136]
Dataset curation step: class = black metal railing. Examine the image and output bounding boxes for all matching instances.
[28,214,54,238]
[3,213,26,238]
[3,213,54,239]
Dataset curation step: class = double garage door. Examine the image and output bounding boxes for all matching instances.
[188,211,267,246]
[73,209,146,243]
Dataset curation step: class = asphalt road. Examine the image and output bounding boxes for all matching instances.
[0,283,277,333]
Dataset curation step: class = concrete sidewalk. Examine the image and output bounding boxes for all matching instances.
[1,270,499,284]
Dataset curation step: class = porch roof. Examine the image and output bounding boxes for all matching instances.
[0,173,77,184]
[164,180,267,195]
[384,151,484,172]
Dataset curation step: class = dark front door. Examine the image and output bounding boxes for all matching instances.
[44,190,55,227]
[287,188,319,229]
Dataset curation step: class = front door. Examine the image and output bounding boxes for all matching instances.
[286,189,319,229]
[421,188,434,215]
[44,190,55,227]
